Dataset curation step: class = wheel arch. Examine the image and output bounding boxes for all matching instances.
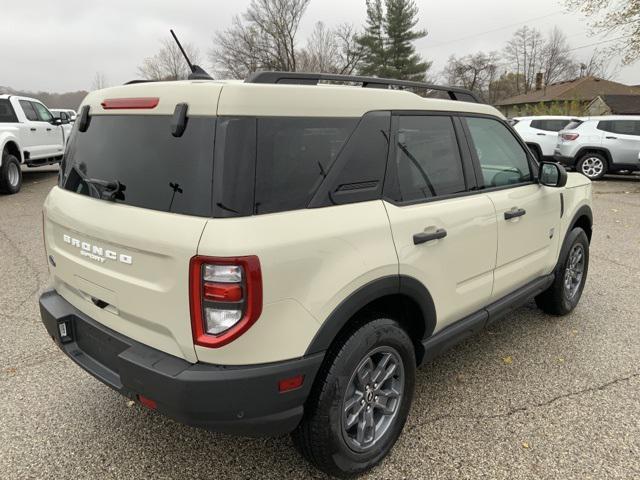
[568,204,593,243]
[304,275,436,364]
[576,147,612,167]
[525,142,542,160]
[1,139,23,164]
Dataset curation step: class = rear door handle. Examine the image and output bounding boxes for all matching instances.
[606,136,617,140]
[46,127,52,131]
[30,127,36,132]
[413,228,447,245]
[536,133,546,136]
[504,208,526,220]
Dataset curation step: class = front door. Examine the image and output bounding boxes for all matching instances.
[599,119,640,166]
[463,115,561,299]
[383,114,497,331]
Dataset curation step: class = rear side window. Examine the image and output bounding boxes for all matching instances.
[60,115,216,217]
[393,115,466,202]
[531,119,571,132]
[0,99,18,123]
[465,117,532,188]
[564,120,583,131]
[598,120,640,136]
[254,117,357,214]
[19,101,39,121]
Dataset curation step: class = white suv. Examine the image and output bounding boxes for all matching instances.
[555,116,640,179]
[39,72,593,477]
[512,116,580,161]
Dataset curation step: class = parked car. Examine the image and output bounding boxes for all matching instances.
[512,116,580,161]
[0,95,66,193]
[554,116,640,179]
[50,109,74,143]
[39,73,593,477]
[52,108,77,122]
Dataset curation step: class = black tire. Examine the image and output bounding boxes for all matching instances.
[577,153,607,180]
[0,152,22,194]
[535,227,589,315]
[292,318,416,478]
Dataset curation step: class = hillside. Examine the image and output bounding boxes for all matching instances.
[0,86,88,110]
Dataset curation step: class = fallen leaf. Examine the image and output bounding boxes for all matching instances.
[502,356,513,365]
[126,400,135,407]
[522,442,530,449]
[611,209,619,213]
[556,357,565,363]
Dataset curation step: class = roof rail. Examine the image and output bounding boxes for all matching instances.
[245,71,482,103]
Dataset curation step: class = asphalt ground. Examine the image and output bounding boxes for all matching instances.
[1,168,639,479]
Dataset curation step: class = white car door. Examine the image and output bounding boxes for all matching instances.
[31,101,64,158]
[18,100,50,159]
[530,119,572,157]
[599,119,640,166]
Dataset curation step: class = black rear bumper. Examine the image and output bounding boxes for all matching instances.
[39,289,323,436]
[554,154,577,168]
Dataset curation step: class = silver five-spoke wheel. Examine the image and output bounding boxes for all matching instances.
[564,243,585,299]
[580,157,604,179]
[341,346,404,452]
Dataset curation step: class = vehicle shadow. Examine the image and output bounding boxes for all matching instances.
[21,166,58,186]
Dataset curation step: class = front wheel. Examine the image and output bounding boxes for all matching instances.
[536,227,589,315]
[292,318,415,477]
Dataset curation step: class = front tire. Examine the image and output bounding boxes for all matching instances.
[535,227,589,315]
[577,153,607,180]
[0,153,22,194]
[292,318,416,478]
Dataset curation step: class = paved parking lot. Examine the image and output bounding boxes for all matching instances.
[1,169,639,479]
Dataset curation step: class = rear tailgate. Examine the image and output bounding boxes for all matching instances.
[44,187,206,362]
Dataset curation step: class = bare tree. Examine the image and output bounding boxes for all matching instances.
[91,72,109,90]
[504,26,544,94]
[298,22,365,74]
[138,39,200,81]
[541,27,578,85]
[580,48,618,79]
[443,51,500,98]
[211,0,311,78]
[564,0,640,64]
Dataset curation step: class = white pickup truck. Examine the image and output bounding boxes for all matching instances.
[0,94,68,194]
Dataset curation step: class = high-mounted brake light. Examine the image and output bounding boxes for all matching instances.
[561,133,580,141]
[101,97,159,110]
[189,256,262,348]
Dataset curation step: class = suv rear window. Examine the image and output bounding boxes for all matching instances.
[0,99,18,123]
[60,115,216,217]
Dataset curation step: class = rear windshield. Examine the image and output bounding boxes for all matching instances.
[0,99,18,123]
[60,115,216,217]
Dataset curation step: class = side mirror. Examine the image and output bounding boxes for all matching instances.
[52,118,62,126]
[540,161,568,188]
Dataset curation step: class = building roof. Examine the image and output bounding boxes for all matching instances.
[495,76,640,106]
[593,94,640,114]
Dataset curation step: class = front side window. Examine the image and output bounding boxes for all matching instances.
[393,115,466,202]
[32,102,54,122]
[465,117,532,188]
[598,120,639,136]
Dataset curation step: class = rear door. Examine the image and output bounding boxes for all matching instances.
[462,115,561,299]
[45,114,217,362]
[599,119,640,166]
[383,113,497,331]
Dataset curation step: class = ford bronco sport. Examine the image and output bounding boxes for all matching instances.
[39,71,593,477]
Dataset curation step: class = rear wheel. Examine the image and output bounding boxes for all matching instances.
[0,153,22,194]
[535,227,589,315]
[577,153,607,180]
[292,317,415,477]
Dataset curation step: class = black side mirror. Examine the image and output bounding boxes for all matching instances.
[52,118,62,126]
[540,161,568,188]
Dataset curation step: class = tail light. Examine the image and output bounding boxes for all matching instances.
[189,256,262,348]
[561,133,580,141]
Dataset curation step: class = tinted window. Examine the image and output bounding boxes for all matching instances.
[254,117,357,214]
[61,115,215,217]
[564,120,583,131]
[394,115,466,202]
[32,102,54,122]
[466,117,532,187]
[531,119,571,132]
[598,120,640,136]
[19,100,38,121]
[0,99,18,123]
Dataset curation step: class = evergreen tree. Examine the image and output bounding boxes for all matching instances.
[357,0,387,76]
[382,0,430,80]
[356,0,430,80]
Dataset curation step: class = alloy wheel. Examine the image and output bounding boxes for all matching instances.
[580,157,604,178]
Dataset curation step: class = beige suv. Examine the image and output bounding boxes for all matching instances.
[39,72,593,477]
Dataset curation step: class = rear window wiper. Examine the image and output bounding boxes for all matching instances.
[85,178,126,201]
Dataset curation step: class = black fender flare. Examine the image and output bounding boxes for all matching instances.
[304,275,437,355]
[575,147,613,166]
[568,204,593,236]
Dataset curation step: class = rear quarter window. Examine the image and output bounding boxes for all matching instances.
[0,99,18,122]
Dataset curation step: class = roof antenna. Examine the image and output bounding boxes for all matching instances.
[170,29,212,80]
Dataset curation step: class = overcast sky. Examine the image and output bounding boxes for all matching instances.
[1,0,638,92]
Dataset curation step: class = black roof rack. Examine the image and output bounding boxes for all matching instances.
[245,71,482,103]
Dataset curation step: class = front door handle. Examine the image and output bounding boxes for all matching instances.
[536,133,546,136]
[413,228,447,245]
[504,208,526,220]
[46,127,52,131]
[605,136,617,140]
[30,127,36,132]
